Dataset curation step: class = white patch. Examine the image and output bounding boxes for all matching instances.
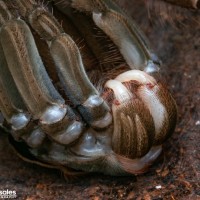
[83,95,104,108]
[115,70,165,135]
[155,185,162,189]
[41,105,67,124]
[115,70,156,85]
[144,61,160,73]
[138,87,166,135]
[92,12,102,26]
[11,113,30,130]
[121,40,144,69]
[26,128,45,148]
[195,120,200,126]
[105,79,133,103]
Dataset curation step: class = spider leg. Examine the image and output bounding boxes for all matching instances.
[63,0,160,73]
[15,0,112,129]
[0,0,178,176]
[0,1,84,146]
[0,1,30,131]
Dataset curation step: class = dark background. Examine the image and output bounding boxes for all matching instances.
[0,1,199,199]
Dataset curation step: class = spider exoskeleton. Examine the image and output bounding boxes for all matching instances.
[0,0,177,176]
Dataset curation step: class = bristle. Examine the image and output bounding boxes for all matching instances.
[88,64,128,97]
[93,26,128,70]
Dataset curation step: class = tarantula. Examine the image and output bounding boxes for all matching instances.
[2,0,195,176]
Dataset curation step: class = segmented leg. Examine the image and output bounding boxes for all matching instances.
[57,0,176,174]
[14,0,112,129]
[0,0,177,176]
[0,2,30,131]
[57,0,161,73]
[0,1,84,146]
